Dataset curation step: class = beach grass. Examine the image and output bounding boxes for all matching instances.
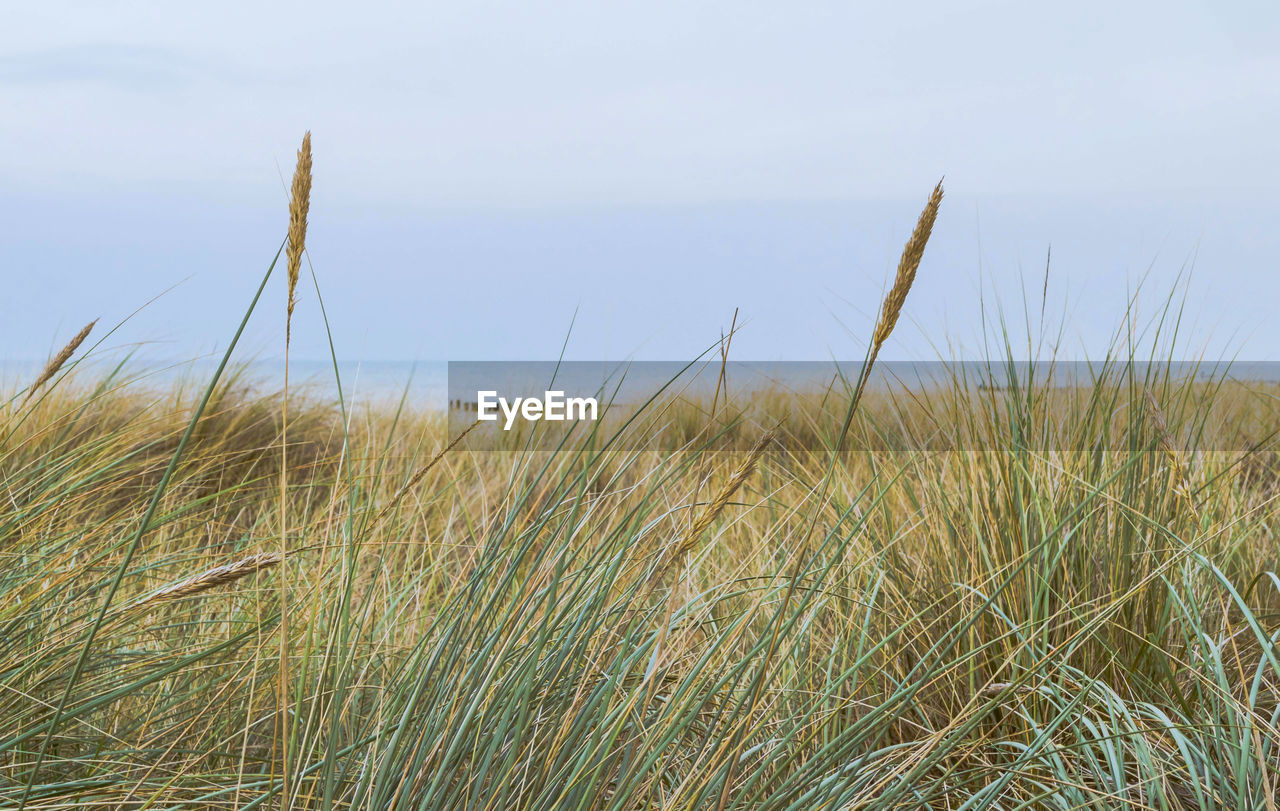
[3,179,1280,808]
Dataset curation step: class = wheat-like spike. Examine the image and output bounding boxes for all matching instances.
[127,552,283,612]
[872,179,943,349]
[24,320,97,403]
[1144,389,1201,519]
[836,181,944,451]
[654,429,775,584]
[982,682,1036,697]
[285,131,313,337]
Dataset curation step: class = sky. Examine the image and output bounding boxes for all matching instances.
[3,1,1279,365]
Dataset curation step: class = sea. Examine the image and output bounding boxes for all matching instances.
[7,357,1280,414]
[1,358,449,409]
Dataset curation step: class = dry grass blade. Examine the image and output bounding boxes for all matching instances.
[285,131,313,334]
[126,552,283,613]
[377,421,479,523]
[24,319,96,403]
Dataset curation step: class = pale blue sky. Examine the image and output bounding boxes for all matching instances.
[3,1,1278,363]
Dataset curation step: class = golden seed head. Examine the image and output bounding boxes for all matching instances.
[25,319,97,402]
[285,131,313,329]
[872,179,944,349]
[130,552,284,612]
[676,429,775,557]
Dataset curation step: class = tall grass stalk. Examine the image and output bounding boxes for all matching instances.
[280,130,312,808]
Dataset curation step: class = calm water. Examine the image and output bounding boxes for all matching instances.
[1,358,449,409]
[8,357,1280,415]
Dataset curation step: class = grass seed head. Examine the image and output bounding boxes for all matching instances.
[25,319,96,402]
[677,428,775,557]
[129,552,284,612]
[285,131,313,334]
[872,179,944,349]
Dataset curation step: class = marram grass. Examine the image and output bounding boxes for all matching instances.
[4,179,1280,807]
[286,130,313,329]
[4,340,1280,809]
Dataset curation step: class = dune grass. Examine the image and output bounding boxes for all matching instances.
[6,350,1280,810]
[3,175,1280,808]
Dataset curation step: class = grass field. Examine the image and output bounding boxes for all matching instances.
[4,158,1280,809]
